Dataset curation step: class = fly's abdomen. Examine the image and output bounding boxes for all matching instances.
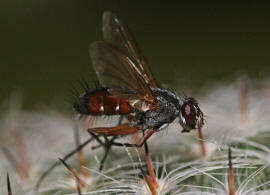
[74,87,133,115]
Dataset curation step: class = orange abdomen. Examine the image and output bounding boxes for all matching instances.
[88,89,133,115]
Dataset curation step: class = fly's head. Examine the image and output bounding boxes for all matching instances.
[179,97,204,133]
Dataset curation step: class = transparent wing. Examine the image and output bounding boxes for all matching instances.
[102,11,158,87]
[89,42,155,111]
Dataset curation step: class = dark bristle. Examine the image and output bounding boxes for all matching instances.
[65,84,81,105]
[139,166,146,175]
[59,158,69,170]
[7,173,12,195]
[78,77,89,91]
[70,84,80,97]
[64,80,87,111]
[35,137,94,190]
[65,74,103,113]
[91,77,101,88]
[76,178,82,195]
[83,78,90,90]
[228,147,232,166]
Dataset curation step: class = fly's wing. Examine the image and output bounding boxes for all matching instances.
[89,42,155,111]
[102,11,158,87]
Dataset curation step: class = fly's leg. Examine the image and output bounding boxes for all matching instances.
[98,129,158,194]
[89,132,118,171]
[143,141,158,193]
[88,123,140,136]
[98,136,115,171]
[89,116,124,170]
[109,129,155,148]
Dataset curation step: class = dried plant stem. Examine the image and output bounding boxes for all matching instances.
[2,147,21,177]
[76,176,82,195]
[35,137,94,190]
[141,169,157,195]
[196,128,206,156]
[59,158,87,188]
[2,133,31,179]
[15,133,31,178]
[74,125,89,178]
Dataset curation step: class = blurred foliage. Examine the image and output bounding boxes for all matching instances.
[1,1,270,110]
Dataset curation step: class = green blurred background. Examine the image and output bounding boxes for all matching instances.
[1,1,270,110]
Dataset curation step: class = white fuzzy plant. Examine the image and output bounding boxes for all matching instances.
[1,78,270,195]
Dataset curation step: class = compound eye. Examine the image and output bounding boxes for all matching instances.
[181,102,197,129]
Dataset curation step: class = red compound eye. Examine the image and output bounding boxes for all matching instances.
[185,104,191,115]
[181,102,197,129]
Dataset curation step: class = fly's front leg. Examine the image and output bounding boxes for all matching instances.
[88,116,129,170]
[108,129,158,194]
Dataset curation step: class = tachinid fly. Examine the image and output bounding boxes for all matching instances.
[36,11,206,190]
[74,11,204,142]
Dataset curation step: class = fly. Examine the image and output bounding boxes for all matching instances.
[74,12,204,144]
[36,12,205,192]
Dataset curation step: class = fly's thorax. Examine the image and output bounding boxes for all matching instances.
[141,88,181,129]
[151,88,182,110]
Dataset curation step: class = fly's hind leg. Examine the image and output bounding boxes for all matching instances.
[88,124,139,169]
[143,141,158,194]
[89,126,158,193]
[89,116,126,171]
[89,132,118,171]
